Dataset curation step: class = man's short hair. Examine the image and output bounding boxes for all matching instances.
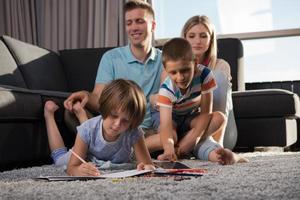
[162,38,193,67]
[124,0,155,19]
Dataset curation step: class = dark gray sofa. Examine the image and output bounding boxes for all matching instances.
[245,81,300,150]
[0,35,299,171]
[0,35,118,171]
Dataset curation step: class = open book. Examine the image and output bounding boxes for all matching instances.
[34,169,153,181]
[34,161,206,181]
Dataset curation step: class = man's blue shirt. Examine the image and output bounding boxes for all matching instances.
[96,45,163,129]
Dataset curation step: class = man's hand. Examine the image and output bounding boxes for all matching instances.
[64,91,89,112]
[149,94,159,110]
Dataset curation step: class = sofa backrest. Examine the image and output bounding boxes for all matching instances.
[59,38,244,93]
[217,38,244,92]
[59,47,114,92]
[1,36,244,93]
[1,35,68,91]
[0,39,27,88]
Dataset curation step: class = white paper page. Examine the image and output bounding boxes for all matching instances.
[100,169,152,178]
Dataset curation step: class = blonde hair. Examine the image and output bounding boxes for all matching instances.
[162,38,193,67]
[99,79,146,130]
[181,15,217,69]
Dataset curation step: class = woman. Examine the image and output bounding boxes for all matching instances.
[181,15,237,149]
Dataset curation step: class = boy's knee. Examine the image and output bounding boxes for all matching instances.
[212,111,226,124]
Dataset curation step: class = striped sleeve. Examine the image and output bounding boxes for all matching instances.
[157,79,175,109]
[157,95,172,108]
[200,67,217,94]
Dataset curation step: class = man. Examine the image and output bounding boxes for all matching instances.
[64,0,165,131]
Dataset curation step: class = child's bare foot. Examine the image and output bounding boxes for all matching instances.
[44,101,59,118]
[72,102,88,123]
[214,147,249,165]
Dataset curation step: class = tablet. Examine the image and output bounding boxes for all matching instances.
[153,161,190,169]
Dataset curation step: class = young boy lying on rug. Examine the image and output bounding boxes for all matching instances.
[145,38,248,164]
[44,79,155,176]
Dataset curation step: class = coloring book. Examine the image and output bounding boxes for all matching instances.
[34,161,206,181]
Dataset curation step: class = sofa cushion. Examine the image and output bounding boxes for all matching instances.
[0,39,27,87]
[59,47,113,92]
[233,89,300,118]
[1,35,68,91]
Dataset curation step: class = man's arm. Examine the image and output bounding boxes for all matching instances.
[85,83,106,111]
[160,68,168,84]
[149,68,168,108]
[64,83,106,113]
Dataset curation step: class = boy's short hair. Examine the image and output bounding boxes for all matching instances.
[162,38,193,67]
[99,79,146,130]
[124,0,155,19]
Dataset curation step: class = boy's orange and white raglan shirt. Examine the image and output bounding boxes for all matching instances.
[157,64,217,115]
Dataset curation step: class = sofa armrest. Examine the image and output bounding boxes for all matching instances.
[0,84,70,121]
[233,89,300,119]
[0,85,74,169]
[0,85,42,120]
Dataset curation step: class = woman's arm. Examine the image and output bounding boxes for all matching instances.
[215,59,231,80]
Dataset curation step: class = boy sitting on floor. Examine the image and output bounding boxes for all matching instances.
[145,38,248,164]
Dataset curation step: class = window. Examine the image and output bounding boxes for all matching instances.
[244,36,300,82]
[152,0,300,82]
